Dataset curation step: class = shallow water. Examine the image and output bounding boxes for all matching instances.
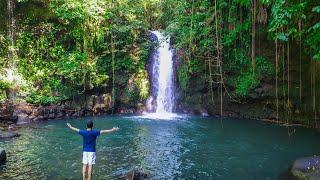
[0,115,320,179]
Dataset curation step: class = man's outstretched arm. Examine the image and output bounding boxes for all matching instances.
[67,123,80,133]
[100,127,119,134]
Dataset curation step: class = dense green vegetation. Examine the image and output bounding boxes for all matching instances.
[1,0,153,107]
[0,0,319,124]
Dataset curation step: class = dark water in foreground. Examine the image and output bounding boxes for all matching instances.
[0,115,320,179]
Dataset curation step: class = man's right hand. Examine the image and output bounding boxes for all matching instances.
[67,123,80,132]
[113,127,119,131]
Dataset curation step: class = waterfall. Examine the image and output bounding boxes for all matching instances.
[145,30,176,119]
[152,31,175,113]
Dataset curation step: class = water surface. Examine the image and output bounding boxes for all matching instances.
[0,115,319,179]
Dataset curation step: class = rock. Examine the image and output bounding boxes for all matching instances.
[291,155,320,180]
[0,147,6,165]
[43,112,49,119]
[146,96,156,112]
[0,102,18,123]
[0,131,20,139]
[93,93,113,113]
[199,108,209,116]
[48,113,55,119]
[0,126,5,131]
[119,170,149,180]
[86,95,96,110]
[8,124,19,131]
[14,103,35,115]
[33,115,44,122]
[182,108,194,115]
[118,108,135,114]
[17,113,30,124]
[56,112,64,118]
[28,115,36,121]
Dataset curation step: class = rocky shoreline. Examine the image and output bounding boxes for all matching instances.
[0,98,315,131]
[0,93,116,126]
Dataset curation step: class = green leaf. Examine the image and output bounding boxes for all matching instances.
[312,6,320,13]
[277,33,288,41]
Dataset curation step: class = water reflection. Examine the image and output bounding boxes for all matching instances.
[134,120,182,178]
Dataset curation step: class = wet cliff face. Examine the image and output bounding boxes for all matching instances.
[146,31,159,105]
[175,34,319,125]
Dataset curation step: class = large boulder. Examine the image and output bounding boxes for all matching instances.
[291,156,320,180]
[0,147,6,164]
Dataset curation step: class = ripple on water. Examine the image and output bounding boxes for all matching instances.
[1,116,320,179]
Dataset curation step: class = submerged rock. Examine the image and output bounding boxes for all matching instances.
[0,131,19,139]
[119,170,149,180]
[291,155,320,180]
[0,147,6,164]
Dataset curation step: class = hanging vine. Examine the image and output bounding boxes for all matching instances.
[111,33,115,114]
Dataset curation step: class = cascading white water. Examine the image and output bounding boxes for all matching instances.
[151,31,175,115]
[138,30,183,119]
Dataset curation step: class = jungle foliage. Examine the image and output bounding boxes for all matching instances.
[0,0,319,119]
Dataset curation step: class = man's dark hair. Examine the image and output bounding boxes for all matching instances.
[86,120,93,129]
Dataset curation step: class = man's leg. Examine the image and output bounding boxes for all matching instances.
[87,165,93,180]
[82,164,87,180]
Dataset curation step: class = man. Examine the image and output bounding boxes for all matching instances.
[67,121,119,180]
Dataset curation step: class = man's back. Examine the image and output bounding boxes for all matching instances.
[67,122,119,180]
[79,130,100,152]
